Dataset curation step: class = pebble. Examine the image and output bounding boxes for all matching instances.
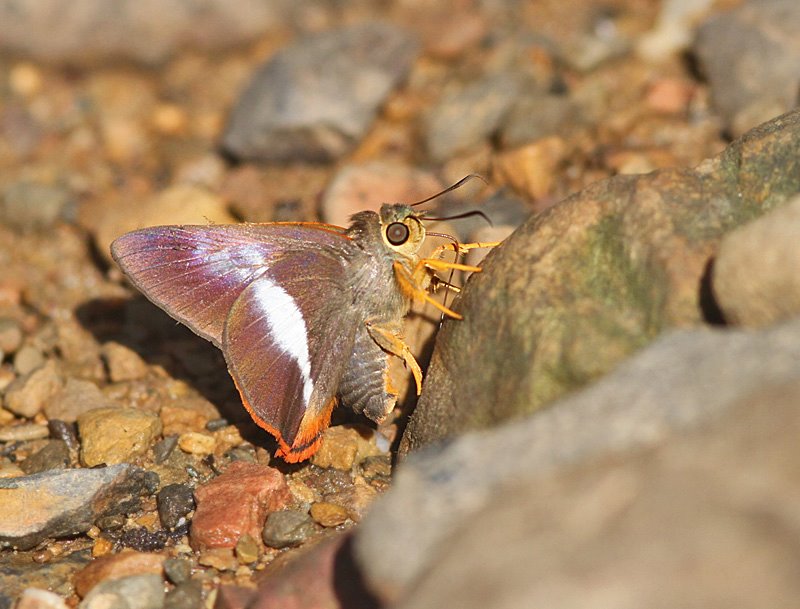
[499,92,576,148]
[320,162,443,227]
[78,574,164,609]
[177,431,216,456]
[0,422,49,442]
[493,136,569,201]
[15,588,70,609]
[222,22,419,162]
[235,533,260,564]
[262,510,317,549]
[101,342,149,382]
[12,345,46,376]
[163,557,193,585]
[160,405,211,437]
[311,425,384,471]
[425,73,523,163]
[3,359,62,418]
[73,551,165,598]
[157,483,196,530]
[47,419,79,453]
[77,407,163,467]
[189,462,291,551]
[309,502,350,528]
[0,318,23,355]
[44,377,111,423]
[360,455,392,480]
[19,440,70,474]
[197,548,238,572]
[324,477,378,523]
[163,580,204,609]
[0,464,151,550]
[152,435,179,464]
[0,180,71,232]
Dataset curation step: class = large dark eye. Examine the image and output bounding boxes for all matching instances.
[386,222,410,246]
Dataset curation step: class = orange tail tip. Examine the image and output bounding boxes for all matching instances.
[234,377,336,463]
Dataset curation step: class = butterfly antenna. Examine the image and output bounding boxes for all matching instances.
[424,209,493,226]
[410,174,488,207]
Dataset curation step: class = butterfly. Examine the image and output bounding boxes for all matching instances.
[110,179,491,462]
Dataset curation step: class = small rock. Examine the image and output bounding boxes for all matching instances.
[45,377,112,423]
[324,477,379,523]
[0,462,25,478]
[190,461,291,551]
[493,136,569,201]
[311,425,383,471]
[19,440,70,474]
[644,77,695,114]
[0,464,150,550]
[78,574,164,609]
[163,580,203,609]
[47,419,79,453]
[157,483,195,530]
[694,0,800,135]
[0,318,23,355]
[235,533,260,564]
[3,359,62,418]
[160,405,212,436]
[162,558,192,585]
[177,431,216,456]
[197,548,238,572]
[77,407,162,467]
[360,455,392,480]
[152,436,178,464]
[54,320,105,382]
[321,162,443,227]
[425,73,523,163]
[309,502,349,528]
[12,345,46,376]
[73,551,165,598]
[0,180,71,232]
[102,342,149,382]
[0,548,90,606]
[262,510,317,549]
[16,588,70,609]
[0,422,49,442]
[713,194,800,326]
[222,22,419,162]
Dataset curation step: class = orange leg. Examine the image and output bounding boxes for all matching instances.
[366,320,423,395]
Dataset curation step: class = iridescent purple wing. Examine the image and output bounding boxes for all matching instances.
[110,223,359,461]
[223,251,359,461]
[110,224,347,347]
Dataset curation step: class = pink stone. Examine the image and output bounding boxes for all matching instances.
[189,462,291,551]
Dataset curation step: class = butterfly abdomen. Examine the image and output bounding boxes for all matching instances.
[337,325,397,423]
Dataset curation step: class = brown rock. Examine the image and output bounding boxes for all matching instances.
[160,405,211,436]
[190,461,291,551]
[177,431,216,456]
[3,360,63,418]
[493,136,569,201]
[311,425,383,471]
[309,502,350,528]
[44,377,112,422]
[325,477,379,523]
[73,550,165,598]
[55,319,104,382]
[77,407,162,466]
[102,341,149,382]
[713,193,800,326]
[0,318,23,355]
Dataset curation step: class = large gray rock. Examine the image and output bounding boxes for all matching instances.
[403,109,800,453]
[355,319,800,601]
[395,376,800,609]
[222,22,419,162]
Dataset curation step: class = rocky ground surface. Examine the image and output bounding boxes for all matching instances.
[1,0,799,608]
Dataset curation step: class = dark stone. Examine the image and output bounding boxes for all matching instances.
[262,510,316,549]
[157,483,196,530]
[164,580,204,609]
[19,440,70,474]
[163,557,193,585]
[153,435,179,464]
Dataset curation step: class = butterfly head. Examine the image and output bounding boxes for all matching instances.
[347,203,427,260]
